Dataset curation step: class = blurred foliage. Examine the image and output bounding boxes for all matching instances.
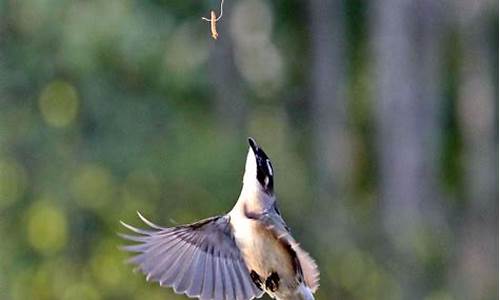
[0,0,497,300]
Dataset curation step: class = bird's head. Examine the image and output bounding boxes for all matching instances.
[243,137,274,195]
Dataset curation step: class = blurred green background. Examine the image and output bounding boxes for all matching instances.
[0,0,498,299]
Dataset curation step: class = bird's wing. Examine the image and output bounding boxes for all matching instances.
[120,212,263,300]
[257,210,320,292]
[295,245,320,292]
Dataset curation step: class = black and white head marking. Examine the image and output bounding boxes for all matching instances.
[248,137,274,194]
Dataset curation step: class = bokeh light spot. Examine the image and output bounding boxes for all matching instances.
[231,0,284,96]
[231,0,272,44]
[26,199,67,255]
[71,164,115,210]
[164,22,208,79]
[38,80,79,128]
[0,158,27,209]
[90,240,126,289]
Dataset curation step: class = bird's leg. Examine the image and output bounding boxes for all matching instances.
[250,270,263,290]
[265,272,280,292]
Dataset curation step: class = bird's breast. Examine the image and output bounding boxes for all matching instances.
[231,217,296,288]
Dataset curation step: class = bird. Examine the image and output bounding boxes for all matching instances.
[120,137,320,300]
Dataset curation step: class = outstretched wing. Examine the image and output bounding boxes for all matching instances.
[120,212,263,300]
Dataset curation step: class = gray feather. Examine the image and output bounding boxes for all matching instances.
[227,258,244,300]
[213,253,225,300]
[158,239,190,285]
[174,242,200,294]
[222,256,237,300]
[120,214,261,300]
[200,246,215,300]
[149,237,187,282]
[171,242,199,290]
[237,259,261,298]
[187,250,206,296]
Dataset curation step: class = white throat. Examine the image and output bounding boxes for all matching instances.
[233,148,275,215]
[242,148,258,189]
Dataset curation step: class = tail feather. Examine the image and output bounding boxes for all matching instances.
[275,284,314,300]
[298,284,315,300]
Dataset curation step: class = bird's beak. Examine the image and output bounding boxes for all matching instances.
[246,137,274,193]
[248,137,259,155]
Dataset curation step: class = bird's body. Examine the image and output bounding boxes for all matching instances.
[121,138,319,300]
[230,212,314,300]
[230,208,298,297]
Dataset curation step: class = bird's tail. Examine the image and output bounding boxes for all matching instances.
[275,284,314,300]
[298,284,315,300]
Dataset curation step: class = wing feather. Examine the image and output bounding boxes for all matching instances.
[256,209,320,293]
[120,213,260,300]
[149,238,186,282]
[226,258,243,300]
[175,241,200,293]
[295,246,320,292]
[222,256,236,300]
[161,239,194,286]
[186,250,205,297]
[200,246,215,300]
[213,253,224,300]
[241,259,264,299]
[235,260,255,299]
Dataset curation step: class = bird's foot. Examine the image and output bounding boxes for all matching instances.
[265,272,280,292]
[250,270,263,290]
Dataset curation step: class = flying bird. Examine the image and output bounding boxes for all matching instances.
[120,137,319,300]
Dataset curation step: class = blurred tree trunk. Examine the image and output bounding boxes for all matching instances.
[209,1,247,136]
[453,1,498,298]
[309,0,350,199]
[308,1,351,292]
[308,0,353,298]
[372,0,445,298]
